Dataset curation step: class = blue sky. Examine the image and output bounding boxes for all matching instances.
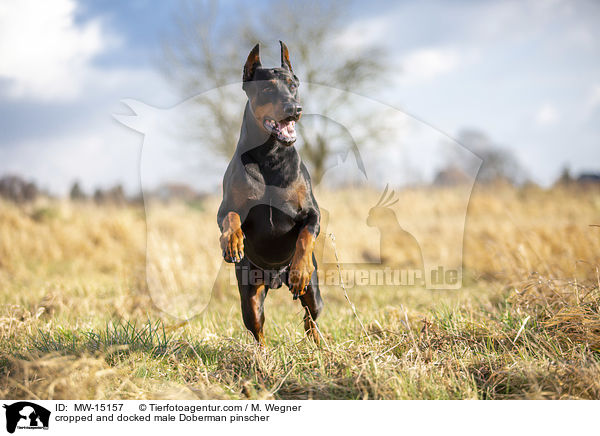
[0,0,598,194]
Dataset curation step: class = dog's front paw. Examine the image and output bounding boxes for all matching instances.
[289,254,314,299]
[220,228,244,263]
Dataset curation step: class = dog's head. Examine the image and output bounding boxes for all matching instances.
[242,41,301,144]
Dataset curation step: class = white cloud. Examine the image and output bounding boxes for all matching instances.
[585,84,600,113]
[399,48,460,84]
[535,103,560,126]
[0,127,139,195]
[0,0,113,101]
[333,16,392,51]
[0,65,176,195]
[0,0,180,195]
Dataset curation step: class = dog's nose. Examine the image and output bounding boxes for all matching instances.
[284,103,302,119]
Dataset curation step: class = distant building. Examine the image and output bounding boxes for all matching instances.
[577,173,600,184]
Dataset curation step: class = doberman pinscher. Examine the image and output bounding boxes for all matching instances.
[217,42,323,345]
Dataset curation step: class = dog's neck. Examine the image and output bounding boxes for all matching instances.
[238,101,301,186]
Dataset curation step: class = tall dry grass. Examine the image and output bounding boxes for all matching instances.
[0,184,599,399]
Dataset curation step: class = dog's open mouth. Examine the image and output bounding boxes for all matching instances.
[264,118,297,143]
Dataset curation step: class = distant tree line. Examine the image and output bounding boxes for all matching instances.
[69,181,208,205]
[0,176,138,205]
[0,163,599,205]
[0,175,38,203]
[431,129,600,189]
[69,181,130,205]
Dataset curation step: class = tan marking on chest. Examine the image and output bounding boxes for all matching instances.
[290,179,307,210]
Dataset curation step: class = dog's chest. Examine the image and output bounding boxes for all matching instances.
[243,164,306,215]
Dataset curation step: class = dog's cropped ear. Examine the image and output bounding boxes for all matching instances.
[243,44,261,83]
[279,40,293,74]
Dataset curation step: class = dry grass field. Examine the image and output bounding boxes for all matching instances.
[1,184,599,399]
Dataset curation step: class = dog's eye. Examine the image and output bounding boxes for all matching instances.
[289,83,297,92]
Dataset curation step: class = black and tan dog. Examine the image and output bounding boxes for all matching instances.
[217,42,323,345]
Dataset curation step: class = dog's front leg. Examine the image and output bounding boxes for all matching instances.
[289,226,316,299]
[220,211,244,263]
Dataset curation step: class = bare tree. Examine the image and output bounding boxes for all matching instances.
[0,175,38,203]
[69,181,87,201]
[161,0,388,183]
[444,129,527,185]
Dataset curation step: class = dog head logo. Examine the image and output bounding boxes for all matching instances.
[3,402,50,433]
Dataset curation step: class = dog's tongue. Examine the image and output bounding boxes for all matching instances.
[278,120,296,140]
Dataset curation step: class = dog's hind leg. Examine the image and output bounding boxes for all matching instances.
[236,262,267,345]
[240,283,267,345]
[299,255,324,344]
